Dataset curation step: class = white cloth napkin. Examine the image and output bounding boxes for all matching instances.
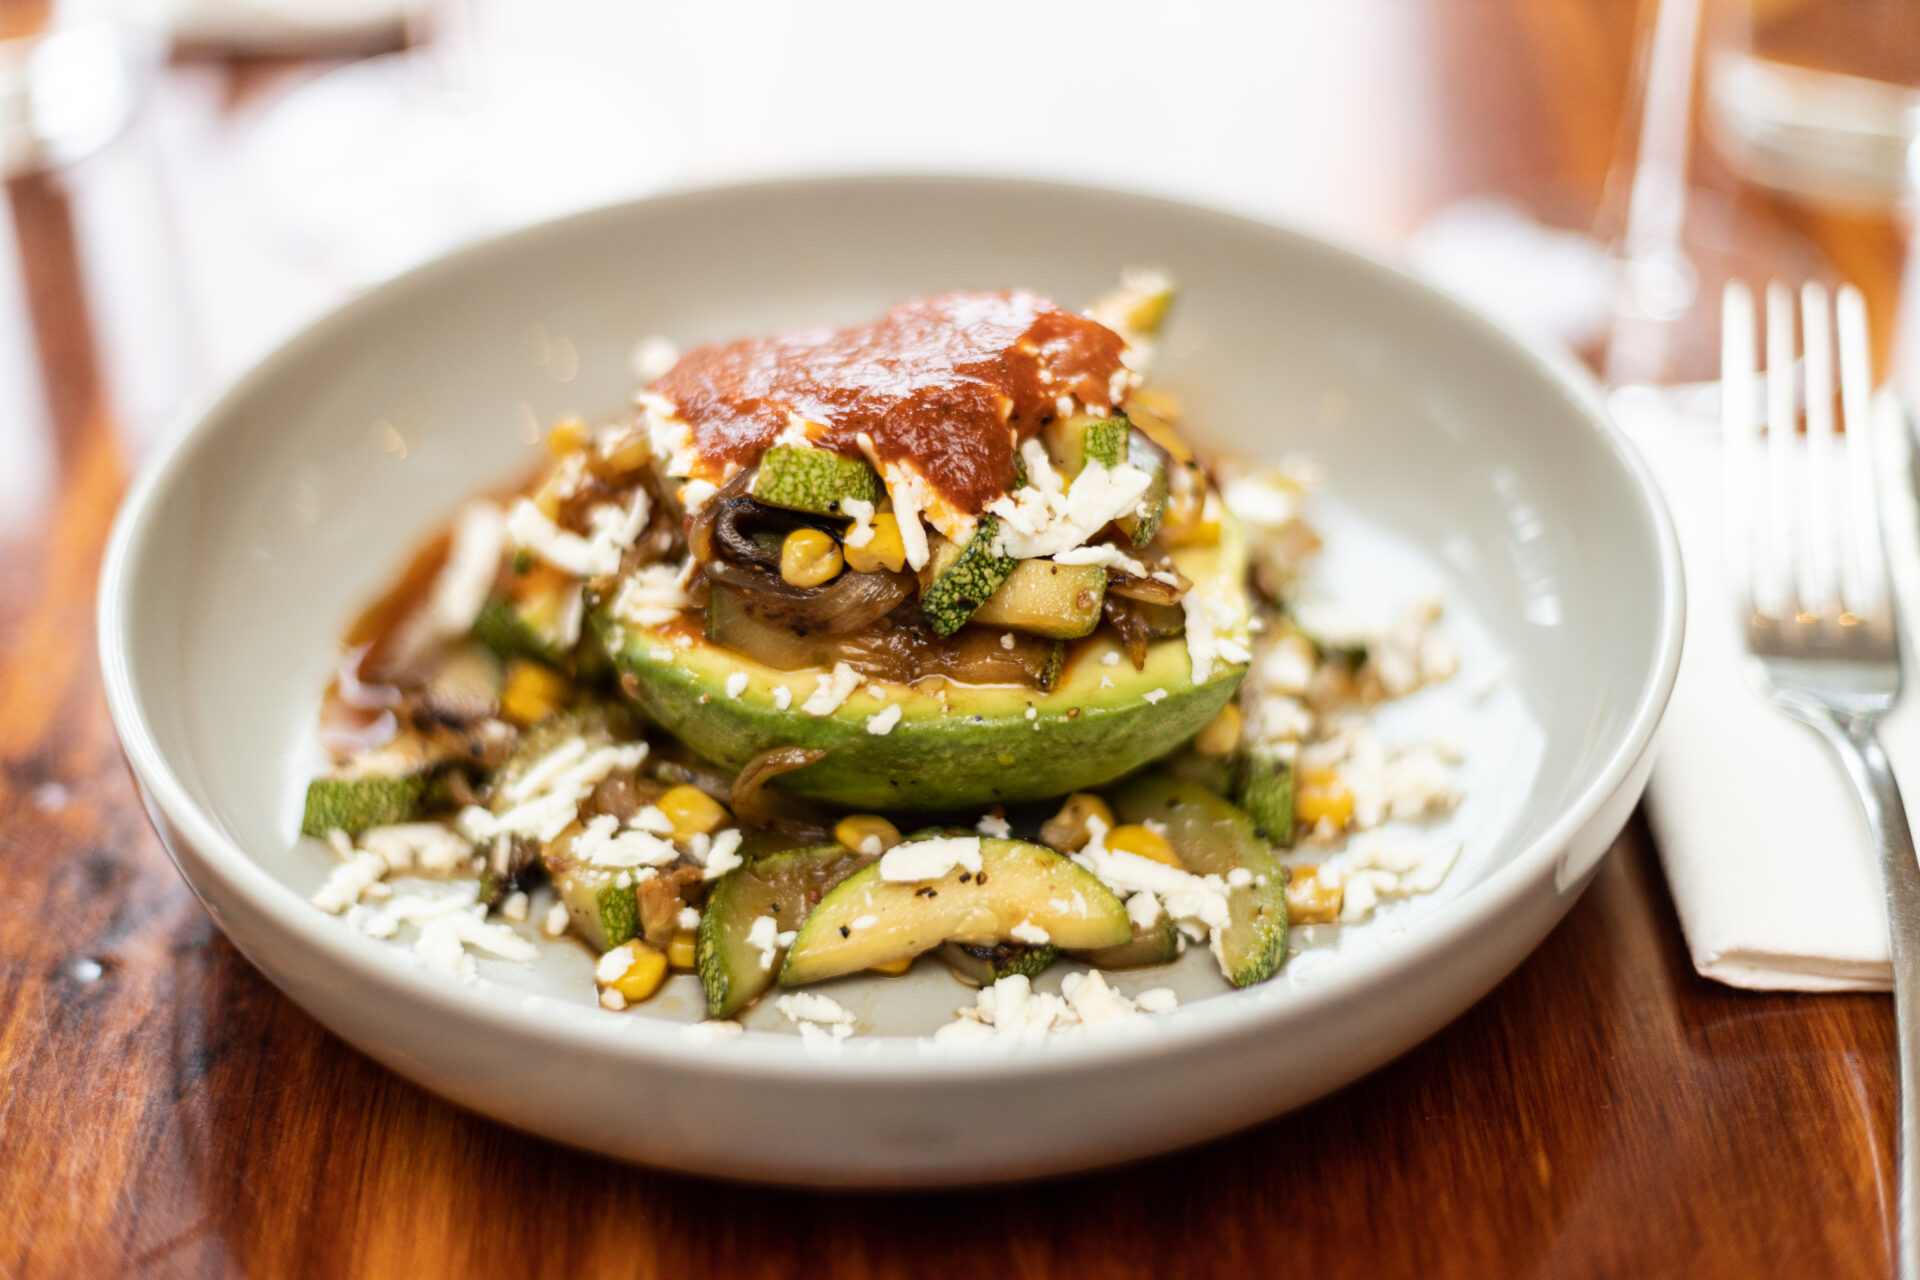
[1618,388,1920,991]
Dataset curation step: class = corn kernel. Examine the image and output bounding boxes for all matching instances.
[869,956,914,976]
[834,814,903,857]
[1040,792,1117,854]
[545,416,592,457]
[1192,704,1242,758]
[1295,782,1354,830]
[1161,486,1221,548]
[499,660,571,727]
[605,942,669,1002]
[667,930,698,970]
[1106,823,1183,869]
[659,785,730,839]
[843,513,907,574]
[1302,767,1342,789]
[1286,865,1343,925]
[780,528,843,588]
[596,431,652,480]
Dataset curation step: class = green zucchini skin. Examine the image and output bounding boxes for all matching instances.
[1045,416,1128,475]
[936,940,1060,985]
[1116,428,1170,549]
[750,445,883,517]
[1069,912,1183,970]
[551,865,640,953]
[471,595,562,664]
[696,843,874,1018]
[300,774,428,838]
[920,517,1017,636]
[1115,773,1288,987]
[1238,749,1297,849]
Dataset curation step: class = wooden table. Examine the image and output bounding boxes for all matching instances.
[0,4,1911,1276]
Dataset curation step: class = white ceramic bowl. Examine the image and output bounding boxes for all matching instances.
[99,175,1682,1186]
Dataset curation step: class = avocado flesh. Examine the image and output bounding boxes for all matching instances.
[595,517,1252,811]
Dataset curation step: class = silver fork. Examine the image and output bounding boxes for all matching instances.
[1724,278,1920,1279]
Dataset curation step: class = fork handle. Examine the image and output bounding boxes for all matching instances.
[1808,711,1920,1279]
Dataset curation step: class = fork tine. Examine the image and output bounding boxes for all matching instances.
[1765,279,1798,619]
[1801,281,1839,616]
[1837,283,1889,620]
[1723,280,1758,618]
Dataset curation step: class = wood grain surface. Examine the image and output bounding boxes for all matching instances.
[0,3,1913,1276]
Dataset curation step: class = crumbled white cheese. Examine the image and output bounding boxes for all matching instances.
[1101,650,1120,666]
[506,491,647,578]
[1000,632,1015,650]
[637,391,697,477]
[1126,890,1163,930]
[701,828,745,879]
[1099,675,1114,689]
[413,905,538,979]
[460,738,648,844]
[1024,706,1037,721]
[987,445,1155,560]
[879,836,983,883]
[629,805,674,835]
[746,915,782,971]
[680,479,719,513]
[931,971,1177,1041]
[358,822,474,875]
[1009,921,1050,946]
[866,703,903,736]
[543,901,571,937]
[775,992,857,1038]
[772,685,792,710]
[1074,817,1234,946]
[597,942,638,984]
[841,497,877,547]
[976,813,1012,838]
[850,914,879,931]
[725,671,749,700]
[311,851,387,913]
[802,662,863,716]
[1228,867,1253,888]
[500,891,529,923]
[611,559,694,626]
[427,501,506,637]
[1143,688,1168,704]
[599,988,628,1011]
[1052,543,1149,577]
[677,906,702,931]
[573,813,680,869]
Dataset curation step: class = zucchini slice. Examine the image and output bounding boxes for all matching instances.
[919,518,1017,637]
[749,444,884,517]
[301,733,441,837]
[1114,429,1170,549]
[550,861,641,953]
[1070,912,1183,970]
[1043,415,1128,476]
[1238,748,1297,848]
[1115,774,1289,987]
[968,558,1107,640]
[696,843,875,1019]
[937,940,1060,986]
[779,838,1130,986]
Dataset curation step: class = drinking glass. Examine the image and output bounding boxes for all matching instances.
[1705,0,1920,209]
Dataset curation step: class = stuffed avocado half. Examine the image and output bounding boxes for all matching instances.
[595,517,1251,810]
